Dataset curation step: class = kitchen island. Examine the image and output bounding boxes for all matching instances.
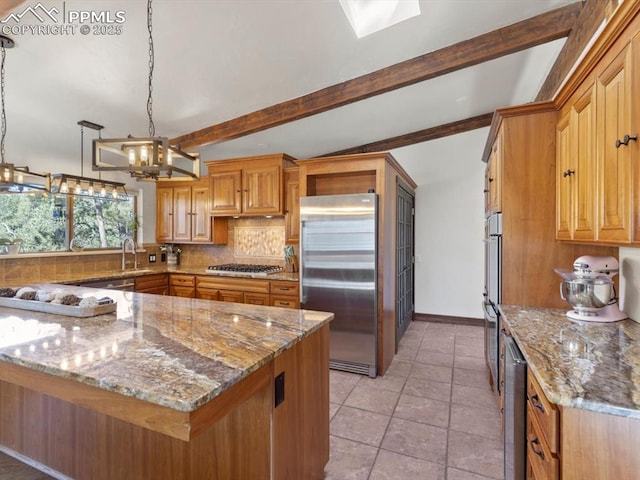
[500,305,640,479]
[0,284,333,480]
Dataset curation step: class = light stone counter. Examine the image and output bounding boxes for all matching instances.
[499,305,640,418]
[0,283,331,412]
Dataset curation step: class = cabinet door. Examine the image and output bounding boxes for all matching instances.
[191,186,211,243]
[242,165,281,214]
[244,292,270,306]
[210,170,242,214]
[572,85,597,240]
[556,111,573,239]
[170,285,195,298]
[487,130,502,215]
[284,168,300,244]
[596,44,632,242]
[218,290,244,303]
[196,288,219,300]
[156,187,173,242]
[172,186,192,242]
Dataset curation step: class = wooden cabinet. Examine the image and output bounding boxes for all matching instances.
[156,181,228,244]
[556,84,598,241]
[284,167,300,244]
[207,154,297,217]
[554,3,640,246]
[271,280,300,309]
[485,130,502,216]
[170,274,196,298]
[135,273,168,295]
[526,371,560,480]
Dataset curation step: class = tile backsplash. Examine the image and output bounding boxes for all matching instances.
[620,247,640,323]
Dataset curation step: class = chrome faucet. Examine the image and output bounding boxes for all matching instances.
[122,237,137,270]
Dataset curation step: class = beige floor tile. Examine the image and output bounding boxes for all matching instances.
[447,430,504,479]
[455,335,485,348]
[420,337,455,354]
[414,350,454,367]
[409,363,453,383]
[454,354,486,372]
[453,368,490,389]
[380,417,448,464]
[455,341,485,358]
[384,359,413,377]
[357,374,407,393]
[455,325,484,338]
[0,452,54,480]
[330,406,391,447]
[403,377,451,403]
[447,467,500,480]
[324,435,378,480]
[449,403,501,440]
[393,393,450,428]
[395,344,419,361]
[330,370,360,404]
[451,384,497,410]
[369,449,446,480]
[330,402,341,420]
[344,383,401,415]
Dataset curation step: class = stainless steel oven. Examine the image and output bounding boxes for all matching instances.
[503,333,527,480]
[484,212,502,392]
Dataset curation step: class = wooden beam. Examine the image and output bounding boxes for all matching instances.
[172,3,582,150]
[320,113,493,157]
[536,0,613,101]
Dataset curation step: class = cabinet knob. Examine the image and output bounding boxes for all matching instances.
[563,169,575,177]
[483,189,489,193]
[615,134,638,148]
[488,177,494,183]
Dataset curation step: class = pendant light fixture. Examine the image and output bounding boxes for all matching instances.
[0,35,50,194]
[92,0,200,181]
[50,121,128,201]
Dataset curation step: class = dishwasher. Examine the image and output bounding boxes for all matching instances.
[503,333,527,480]
[78,277,135,292]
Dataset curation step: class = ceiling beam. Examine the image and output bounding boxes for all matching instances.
[172,3,582,150]
[536,0,614,101]
[320,113,494,157]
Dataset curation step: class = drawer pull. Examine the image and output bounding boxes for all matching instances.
[530,437,545,460]
[280,287,290,291]
[530,394,546,413]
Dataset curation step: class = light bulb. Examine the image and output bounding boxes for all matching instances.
[140,145,148,165]
[112,186,118,199]
[167,150,173,166]
[2,167,9,181]
[61,180,69,193]
[74,182,82,195]
[88,183,94,196]
[128,148,136,166]
[17,172,24,184]
[100,185,107,197]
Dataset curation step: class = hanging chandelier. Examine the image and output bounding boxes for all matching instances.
[0,35,50,194]
[51,121,129,201]
[92,0,200,181]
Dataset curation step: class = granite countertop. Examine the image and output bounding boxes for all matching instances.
[52,267,300,285]
[499,305,640,418]
[0,284,331,412]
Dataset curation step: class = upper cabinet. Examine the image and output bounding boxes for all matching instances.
[284,167,300,244]
[554,3,640,245]
[206,154,297,217]
[156,180,228,244]
[484,129,502,216]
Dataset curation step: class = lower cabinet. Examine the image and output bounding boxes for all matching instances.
[271,280,300,308]
[170,274,196,298]
[526,370,559,480]
[195,276,299,308]
[135,273,169,295]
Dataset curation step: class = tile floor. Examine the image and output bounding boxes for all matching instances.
[325,320,504,480]
[0,321,502,480]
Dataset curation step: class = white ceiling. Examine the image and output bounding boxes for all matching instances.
[1,0,577,187]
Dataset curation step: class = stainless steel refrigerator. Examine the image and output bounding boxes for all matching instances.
[300,193,378,377]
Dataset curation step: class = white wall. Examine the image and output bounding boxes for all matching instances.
[619,247,640,323]
[392,128,488,319]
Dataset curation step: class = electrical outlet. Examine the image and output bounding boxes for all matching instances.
[161,253,166,263]
[149,254,156,263]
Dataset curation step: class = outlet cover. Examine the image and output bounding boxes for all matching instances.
[149,254,156,263]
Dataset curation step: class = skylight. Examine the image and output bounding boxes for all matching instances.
[339,0,421,38]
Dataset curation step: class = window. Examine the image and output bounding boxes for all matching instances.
[0,194,137,253]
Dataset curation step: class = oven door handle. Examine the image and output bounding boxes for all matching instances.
[483,301,498,319]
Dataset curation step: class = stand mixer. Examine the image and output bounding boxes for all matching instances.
[554,255,627,322]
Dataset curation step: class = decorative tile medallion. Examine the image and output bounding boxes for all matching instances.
[234,226,285,258]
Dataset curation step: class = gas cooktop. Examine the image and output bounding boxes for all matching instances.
[205,263,284,277]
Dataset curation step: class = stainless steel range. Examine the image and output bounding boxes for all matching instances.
[205,263,284,277]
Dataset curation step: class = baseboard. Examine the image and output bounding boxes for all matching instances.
[413,313,483,327]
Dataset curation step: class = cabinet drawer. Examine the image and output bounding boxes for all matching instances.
[135,273,168,290]
[245,292,270,306]
[218,290,244,303]
[527,403,559,480]
[271,296,300,309]
[270,281,299,296]
[527,372,559,453]
[170,274,196,287]
[196,276,269,294]
[196,287,219,300]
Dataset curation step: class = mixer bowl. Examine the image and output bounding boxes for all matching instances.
[560,277,614,314]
